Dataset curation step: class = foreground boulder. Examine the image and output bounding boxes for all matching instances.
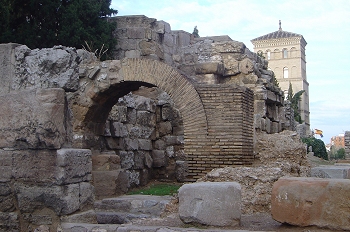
[178,182,241,227]
[271,177,350,231]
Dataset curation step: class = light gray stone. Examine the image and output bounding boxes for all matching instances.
[14,45,80,91]
[311,165,350,179]
[178,182,241,226]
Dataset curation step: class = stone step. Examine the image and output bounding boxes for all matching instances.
[60,223,253,232]
[94,194,173,224]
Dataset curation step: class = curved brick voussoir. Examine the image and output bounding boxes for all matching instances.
[271,177,350,231]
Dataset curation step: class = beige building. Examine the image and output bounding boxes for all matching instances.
[251,21,310,129]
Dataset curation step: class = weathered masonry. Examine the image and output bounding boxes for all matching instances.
[0,15,291,231]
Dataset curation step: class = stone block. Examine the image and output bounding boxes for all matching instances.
[134,95,156,113]
[56,149,92,185]
[133,151,145,169]
[0,151,12,182]
[265,117,271,133]
[93,170,125,198]
[222,55,240,76]
[272,122,279,133]
[125,50,141,59]
[119,151,134,169]
[144,152,153,169]
[161,104,177,121]
[157,121,172,136]
[195,62,224,75]
[111,122,128,137]
[60,209,97,224]
[122,138,138,150]
[154,139,166,150]
[0,212,20,232]
[178,182,241,226]
[108,105,127,122]
[127,108,137,124]
[175,161,188,182]
[105,137,121,149]
[92,153,121,171]
[271,177,350,231]
[311,165,350,179]
[138,139,152,150]
[164,135,183,145]
[15,183,92,215]
[151,150,167,167]
[126,28,145,39]
[0,88,65,149]
[254,100,266,116]
[136,111,156,127]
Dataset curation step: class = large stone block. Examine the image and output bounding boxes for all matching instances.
[311,165,350,179]
[0,88,66,149]
[56,149,92,184]
[9,149,91,185]
[178,182,241,227]
[271,177,350,231]
[16,182,93,215]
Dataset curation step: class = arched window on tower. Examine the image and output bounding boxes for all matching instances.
[283,48,288,58]
[283,67,289,78]
[266,50,271,60]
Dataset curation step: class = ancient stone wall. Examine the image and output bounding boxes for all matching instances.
[0,14,294,231]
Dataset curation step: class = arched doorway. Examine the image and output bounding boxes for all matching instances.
[69,58,208,198]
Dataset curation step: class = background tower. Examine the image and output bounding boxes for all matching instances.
[251,21,310,130]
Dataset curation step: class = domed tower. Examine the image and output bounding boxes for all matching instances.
[251,20,310,130]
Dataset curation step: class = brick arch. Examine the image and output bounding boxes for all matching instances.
[76,58,208,150]
[120,58,208,137]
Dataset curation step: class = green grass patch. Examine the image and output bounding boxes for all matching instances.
[128,182,181,196]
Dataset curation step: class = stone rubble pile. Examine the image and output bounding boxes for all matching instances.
[199,130,310,214]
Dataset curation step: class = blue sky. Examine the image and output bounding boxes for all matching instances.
[111,0,350,144]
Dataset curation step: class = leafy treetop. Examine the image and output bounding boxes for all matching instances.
[0,0,118,60]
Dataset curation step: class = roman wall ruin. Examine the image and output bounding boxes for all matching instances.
[0,15,293,231]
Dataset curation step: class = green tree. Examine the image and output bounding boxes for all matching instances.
[335,148,345,159]
[287,82,305,124]
[302,137,328,160]
[0,0,117,59]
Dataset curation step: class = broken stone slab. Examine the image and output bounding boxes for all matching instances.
[271,177,350,231]
[311,165,350,179]
[178,182,241,227]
